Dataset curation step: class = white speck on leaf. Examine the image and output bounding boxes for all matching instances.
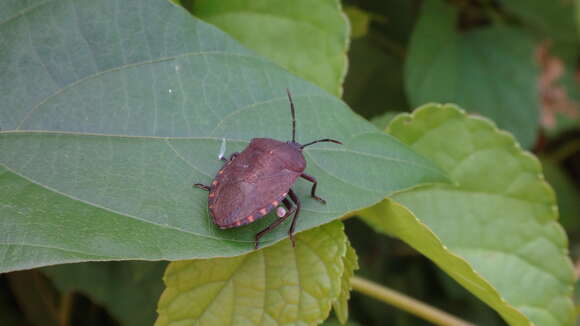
[218,138,226,160]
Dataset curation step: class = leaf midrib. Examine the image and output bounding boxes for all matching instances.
[1,130,433,175]
[0,161,343,242]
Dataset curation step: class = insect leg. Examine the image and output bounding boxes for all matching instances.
[287,189,301,247]
[282,198,294,211]
[193,183,210,191]
[254,198,295,249]
[194,152,239,193]
[220,152,240,162]
[300,173,326,204]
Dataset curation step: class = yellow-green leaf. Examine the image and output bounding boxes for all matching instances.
[360,104,575,326]
[156,221,347,326]
[332,239,358,324]
[343,7,370,39]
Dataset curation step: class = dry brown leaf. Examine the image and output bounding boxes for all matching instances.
[536,42,579,129]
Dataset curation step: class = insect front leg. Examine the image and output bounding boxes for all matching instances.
[220,152,240,162]
[194,152,239,192]
[300,173,326,204]
[193,183,210,191]
[254,198,295,249]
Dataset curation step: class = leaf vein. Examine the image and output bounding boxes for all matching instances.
[15,51,269,130]
[0,0,54,26]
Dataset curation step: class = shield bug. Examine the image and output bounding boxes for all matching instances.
[194,90,341,249]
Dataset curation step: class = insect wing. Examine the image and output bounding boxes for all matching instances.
[210,169,299,228]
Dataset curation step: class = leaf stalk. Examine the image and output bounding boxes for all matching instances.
[350,276,475,326]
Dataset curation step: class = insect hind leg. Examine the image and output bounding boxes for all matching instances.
[254,197,295,249]
[287,189,301,247]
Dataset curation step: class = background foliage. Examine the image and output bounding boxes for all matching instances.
[1,0,579,325]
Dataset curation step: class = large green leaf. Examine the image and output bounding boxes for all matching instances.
[499,0,579,43]
[405,0,539,149]
[360,104,575,326]
[190,0,349,96]
[43,261,166,326]
[0,0,446,273]
[156,221,346,326]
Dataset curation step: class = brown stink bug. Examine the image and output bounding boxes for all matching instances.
[194,90,341,249]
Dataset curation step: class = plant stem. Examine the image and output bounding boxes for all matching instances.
[369,31,406,59]
[351,276,475,326]
[547,139,580,163]
[59,292,74,326]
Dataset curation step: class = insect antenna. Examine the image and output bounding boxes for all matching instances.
[286,89,296,143]
[301,138,342,149]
